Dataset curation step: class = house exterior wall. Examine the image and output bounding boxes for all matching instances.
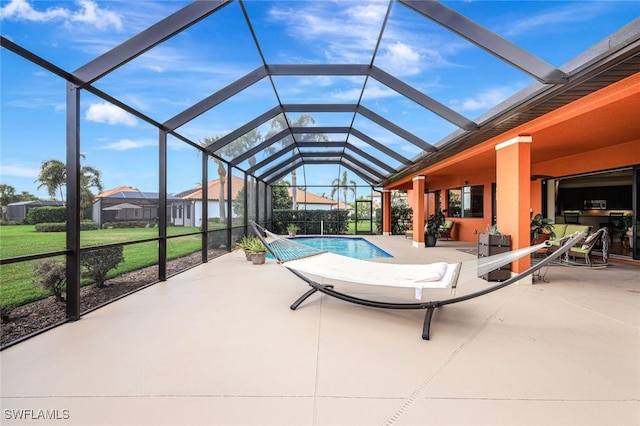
[399,72,640,247]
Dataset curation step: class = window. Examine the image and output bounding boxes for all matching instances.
[186,204,191,220]
[448,186,483,218]
[448,189,461,217]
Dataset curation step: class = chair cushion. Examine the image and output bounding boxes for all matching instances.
[442,220,453,230]
[570,247,589,254]
[565,225,590,235]
[553,224,568,238]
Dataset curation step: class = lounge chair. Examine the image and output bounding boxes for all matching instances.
[249,221,586,340]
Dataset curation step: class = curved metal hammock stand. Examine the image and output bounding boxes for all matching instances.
[249,221,586,340]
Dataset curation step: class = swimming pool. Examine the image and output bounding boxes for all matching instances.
[290,236,392,260]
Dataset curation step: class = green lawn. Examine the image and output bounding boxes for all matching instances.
[0,225,214,309]
[346,220,374,234]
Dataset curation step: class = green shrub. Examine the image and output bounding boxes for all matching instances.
[31,259,66,302]
[102,220,154,229]
[35,222,66,232]
[80,220,99,231]
[81,246,124,288]
[391,204,413,235]
[272,209,349,234]
[25,206,66,224]
[1,305,12,322]
[34,220,98,232]
[208,229,228,249]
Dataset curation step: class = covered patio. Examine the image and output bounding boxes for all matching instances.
[2,236,638,425]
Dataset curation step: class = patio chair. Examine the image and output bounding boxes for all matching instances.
[567,227,609,266]
[249,221,586,340]
[439,220,455,240]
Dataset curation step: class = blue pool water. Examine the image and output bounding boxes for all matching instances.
[290,236,393,260]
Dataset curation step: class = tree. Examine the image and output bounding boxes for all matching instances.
[272,180,293,210]
[202,130,261,224]
[0,184,15,222]
[79,165,103,219]
[14,191,38,202]
[36,159,66,202]
[331,171,356,210]
[35,158,104,218]
[264,114,325,209]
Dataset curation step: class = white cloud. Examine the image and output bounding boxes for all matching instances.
[0,163,40,178]
[268,1,388,63]
[85,102,137,126]
[0,0,68,22]
[97,139,156,151]
[67,0,122,31]
[501,3,603,38]
[376,42,422,76]
[448,85,521,113]
[0,0,122,30]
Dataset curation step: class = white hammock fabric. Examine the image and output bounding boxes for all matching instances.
[257,224,552,299]
[285,252,459,290]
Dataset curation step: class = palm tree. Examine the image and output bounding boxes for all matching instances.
[331,171,356,210]
[202,129,262,223]
[35,158,103,217]
[36,159,66,202]
[264,114,325,209]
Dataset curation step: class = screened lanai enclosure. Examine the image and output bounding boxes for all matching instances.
[2,0,639,346]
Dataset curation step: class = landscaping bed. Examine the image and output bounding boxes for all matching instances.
[1,249,226,347]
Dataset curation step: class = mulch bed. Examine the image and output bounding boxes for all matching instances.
[1,249,227,347]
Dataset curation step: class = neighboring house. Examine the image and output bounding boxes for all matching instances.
[92,186,183,228]
[291,188,339,211]
[93,180,342,229]
[178,175,245,227]
[6,200,64,223]
[177,178,341,227]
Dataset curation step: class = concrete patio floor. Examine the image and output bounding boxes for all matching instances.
[1,235,639,425]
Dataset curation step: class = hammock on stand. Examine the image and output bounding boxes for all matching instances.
[249,221,586,340]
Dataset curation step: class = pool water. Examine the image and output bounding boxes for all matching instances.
[290,236,393,260]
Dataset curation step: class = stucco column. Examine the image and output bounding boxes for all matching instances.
[495,136,531,275]
[382,189,392,236]
[412,176,426,247]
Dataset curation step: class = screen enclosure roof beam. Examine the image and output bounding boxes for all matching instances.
[73,0,232,85]
[399,0,568,84]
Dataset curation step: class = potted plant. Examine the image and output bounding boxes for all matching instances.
[530,213,556,244]
[235,235,254,261]
[424,209,445,247]
[247,237,267,265]
[618,214,633,248]
[287,223,299,237]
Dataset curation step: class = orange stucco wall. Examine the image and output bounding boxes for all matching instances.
[393,72,640,245]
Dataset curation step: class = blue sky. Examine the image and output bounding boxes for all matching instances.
[1,0,638,200]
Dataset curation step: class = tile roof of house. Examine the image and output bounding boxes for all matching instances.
[96,186,182,201]
[291,189,337,205]
[181,175,246,201]
[179,177,337,205]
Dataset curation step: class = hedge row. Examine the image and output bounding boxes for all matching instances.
[25,206,66,224]
[272,209,349,235]
[102,220,156,229]
[35,221,99,232]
